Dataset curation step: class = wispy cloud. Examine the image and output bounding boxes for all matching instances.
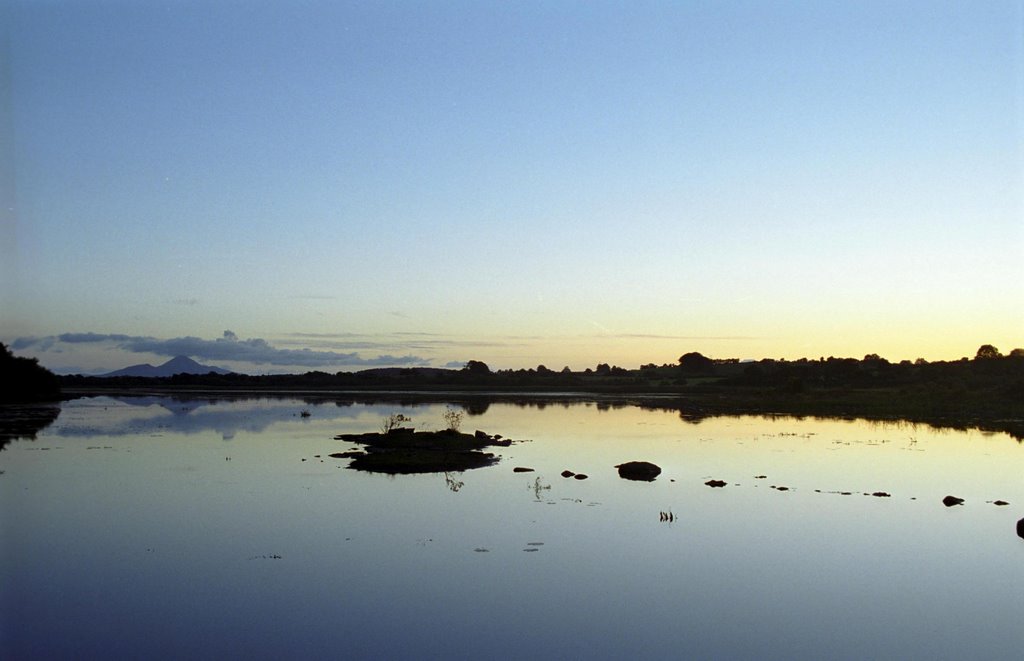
[13,331,429,368]
[275,331,529,352]
[600,333,760,341]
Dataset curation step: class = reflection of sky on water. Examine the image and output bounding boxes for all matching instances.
[49,395,415,440]
[2,397,1023,659]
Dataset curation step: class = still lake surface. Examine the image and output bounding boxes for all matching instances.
[2,395,1022,659]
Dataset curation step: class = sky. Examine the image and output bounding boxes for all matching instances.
[2,1,1022,375]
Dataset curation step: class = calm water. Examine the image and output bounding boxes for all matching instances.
[2,396,1022,659]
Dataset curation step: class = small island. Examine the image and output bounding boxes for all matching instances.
[332,427,511,474]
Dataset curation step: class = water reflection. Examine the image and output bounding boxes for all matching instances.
[0,404,61,450]
[2,396,1022,659]
[22,392,1023,444]
[46,395,371,439]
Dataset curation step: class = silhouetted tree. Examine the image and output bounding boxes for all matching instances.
[463,360,491,375]
[678,352,714,374]
[1,343,62,402]
[976,345,1002,359]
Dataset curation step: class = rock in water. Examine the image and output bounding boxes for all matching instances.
[705,479,727,488]
[615,461,661,481]
[942,495,965,507]
[1018,518,1024,540]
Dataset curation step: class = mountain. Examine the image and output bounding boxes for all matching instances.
[100,355,233,378]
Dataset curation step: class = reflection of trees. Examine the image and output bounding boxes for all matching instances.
[0,404,61,451]
[462,400,490,416]
[47,390,1024,445]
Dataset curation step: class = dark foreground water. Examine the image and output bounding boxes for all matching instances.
[2,396,1022,659]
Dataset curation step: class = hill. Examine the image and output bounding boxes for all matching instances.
[100,355,233,378]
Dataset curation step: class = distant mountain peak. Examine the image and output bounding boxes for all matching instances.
[100,355,233,378]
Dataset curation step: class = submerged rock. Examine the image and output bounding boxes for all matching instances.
[615,461,661,481]
[328,451,364,459]
[942,495,965,507]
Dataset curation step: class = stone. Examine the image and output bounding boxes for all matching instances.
[328,451,364,459]
[942,495,965,507]
[705,479,727,488]
[561,470,576,478]
[513,466,535,473]
[993,500,1009,506]
[573,473,588,480]
[615,461,661,481]
[872,492,891,498]
[1018,518,1024,540]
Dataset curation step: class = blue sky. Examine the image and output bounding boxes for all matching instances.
[3,1,1022,374]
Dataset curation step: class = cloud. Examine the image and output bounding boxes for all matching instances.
[589,333,761,341]
[276,331,530,352]
[13,331,430,368]
[58,332,137,343]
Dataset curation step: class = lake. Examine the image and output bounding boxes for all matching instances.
[2,395,1022,659]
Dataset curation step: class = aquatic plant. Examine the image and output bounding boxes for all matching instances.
[444,471,464,492]
[531,476,551,500]
[380,413,412,434]
[442,407,464,432]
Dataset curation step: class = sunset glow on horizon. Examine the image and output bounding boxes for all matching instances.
[3,1,1021,375]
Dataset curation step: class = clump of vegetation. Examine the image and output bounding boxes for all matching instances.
[380,413,412,434]
[0,342,61,402]
[442,406,463,432]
